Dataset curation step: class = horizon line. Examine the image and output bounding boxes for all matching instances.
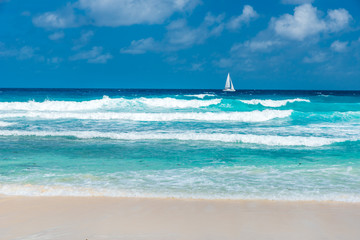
[0,87,360,92]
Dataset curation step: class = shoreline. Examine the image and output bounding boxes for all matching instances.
[1,193,360,204]
[1,195,360,240]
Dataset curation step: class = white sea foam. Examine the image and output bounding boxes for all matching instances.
[184,94,216,99]
[0,96,221,111]
[240,98,310,107]
[0,184,116,197]
[0,183,359,202]
[0,121,15,127]
[0,109,292,122]
[0,130,348,146]
[139,97,220,108]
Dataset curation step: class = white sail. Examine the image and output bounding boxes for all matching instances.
[223,73,235,92]
[225,73,231,90]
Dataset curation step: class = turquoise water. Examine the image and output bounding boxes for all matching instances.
[0,89,359,201]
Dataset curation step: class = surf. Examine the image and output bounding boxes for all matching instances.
[0,130,351,146]
[0,109,293,122]
[0,95,222,111]
[240,98,310,107]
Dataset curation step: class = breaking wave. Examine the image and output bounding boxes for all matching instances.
[184,94,216,99]
[0,110,292,122]
[139,97,221,108]
[0,130,349,146]
[0,96,221,111]
[0,121,15,127]
[240,98,310,107]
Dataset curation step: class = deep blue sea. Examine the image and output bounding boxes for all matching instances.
[0,88,359,201]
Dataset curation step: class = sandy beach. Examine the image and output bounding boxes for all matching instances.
[1,196,359,240]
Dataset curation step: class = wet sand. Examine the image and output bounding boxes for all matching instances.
[1,196,360,240]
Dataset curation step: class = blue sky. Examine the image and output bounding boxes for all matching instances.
[0,0,359,89]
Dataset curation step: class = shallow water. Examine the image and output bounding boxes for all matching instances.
[0,89,359,201]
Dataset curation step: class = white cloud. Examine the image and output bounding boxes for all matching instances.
[281,0,314,4]
[303,51,327,63]
[190,62,203,71]
[0,44,36,60]
[121,13,225,54]
[223,37,285,72]
[33,0,200,29]
[273,4,326,40]
[166,19,201,47]
[331,40,348,52]
[120,38,158,54]
[72,30,94,50]
[215,58,234,68]
[78,0,200,26]
[17,46,35,60]
[48,31,64,40]
[272,4,352,40]
[69,46,112,63]
[0,47,16,58]
[32,4,81,29]
[166,13,224,48]
[227,5,258,30]
[327,9,352,32]
[233,40,282,52]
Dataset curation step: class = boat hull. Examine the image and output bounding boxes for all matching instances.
[223,89,236,92]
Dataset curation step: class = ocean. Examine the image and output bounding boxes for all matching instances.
[0,88,359,202]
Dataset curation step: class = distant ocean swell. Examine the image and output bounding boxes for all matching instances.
[0,89,360,202]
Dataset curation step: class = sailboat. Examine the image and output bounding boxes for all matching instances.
[223,73,235,92]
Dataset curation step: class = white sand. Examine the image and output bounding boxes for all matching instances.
[1,196,360,240]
